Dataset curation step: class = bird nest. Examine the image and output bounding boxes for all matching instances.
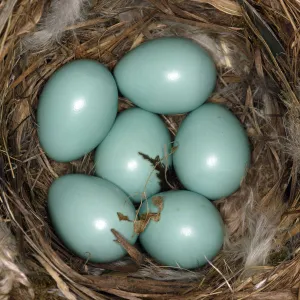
[0,0,299,299]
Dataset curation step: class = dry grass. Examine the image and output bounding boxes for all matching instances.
[0,0,299,299]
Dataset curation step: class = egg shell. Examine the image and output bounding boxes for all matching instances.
[37,59,118,162]
[114,37,216,114]
[48,174,137,263]
[95,108,172,203]
[139,190,224,269]
[173,103,251,200]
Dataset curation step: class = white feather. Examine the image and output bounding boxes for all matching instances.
[243,213,278,267]
[0,222,33,298]
[223,190,284,269]
[132,263,201,281]
[23,0,89,51]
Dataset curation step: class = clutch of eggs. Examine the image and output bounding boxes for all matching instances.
[38,37,251,268]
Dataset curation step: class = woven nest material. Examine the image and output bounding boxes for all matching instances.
[0,0,300,299]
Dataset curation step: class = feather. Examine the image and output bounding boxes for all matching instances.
[150,24,252,75]
[222,188,285,270]
[23,0,90,51]
[132,262,201,281]
[284,108,300,168]
[243,213,279,268]
[282,80,300,168]
[238,0,284,56]
[188,32,251,75]
[0,222,33,298]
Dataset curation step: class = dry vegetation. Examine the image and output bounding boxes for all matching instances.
[0,0,299,299]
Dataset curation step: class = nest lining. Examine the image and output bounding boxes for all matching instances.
[0,0,299,299]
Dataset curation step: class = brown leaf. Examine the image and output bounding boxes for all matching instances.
[152,196,164,213]
[117,212,131,222]
[133,220,148,234]
[138,152,169,190]
[133,196,164,234]
[134,212,161,234]
[111,229,144,265]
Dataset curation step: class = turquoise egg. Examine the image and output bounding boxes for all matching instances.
[95,108,172,203]
[48,174,137,263]
[173,103,251,200]
[37,59,118,162]
[139,190,224,269]
[114,37,216,115]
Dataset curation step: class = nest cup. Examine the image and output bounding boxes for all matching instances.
[0,0,299,299]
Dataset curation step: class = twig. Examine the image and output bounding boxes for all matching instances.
[111,229,144,265]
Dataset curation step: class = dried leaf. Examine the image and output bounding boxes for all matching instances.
[134,196,164,235]
[138,152,169,190]
[140,212,161,222]
[111,229,144,265]
[134,213,161,234]
[134,219,148,234]
[117,212,131,222]
[152,196,164,212]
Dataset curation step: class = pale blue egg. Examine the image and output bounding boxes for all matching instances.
[114,37,216,114]
[94,108,172,203]
[48,174,137,263]
[173,103,251,200]
[38,59,118,162]
[139,190,224,269]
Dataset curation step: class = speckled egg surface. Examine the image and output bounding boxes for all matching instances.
[48,174,137,263]
[114,37,216,114]
[37,59,118,162]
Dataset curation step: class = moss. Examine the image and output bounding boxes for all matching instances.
[268,248,290,266]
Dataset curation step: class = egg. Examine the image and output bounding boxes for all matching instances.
[37,59,118,162]
[173,103,251,200]
[48,174,137,263]
[114,37,216,114]
[139,190,224,269]
[95,108,172,203]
